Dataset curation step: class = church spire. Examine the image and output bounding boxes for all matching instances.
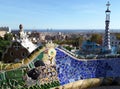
[104,1,111,52]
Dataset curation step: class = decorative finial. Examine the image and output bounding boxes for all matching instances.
[106,1,110,10]
[19,24,23,31]
[106,1,110,7]
[106,1,111,13]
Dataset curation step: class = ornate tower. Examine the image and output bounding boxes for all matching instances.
[104,1,111,51]
[19,24,25,39]
[19,24,23,32]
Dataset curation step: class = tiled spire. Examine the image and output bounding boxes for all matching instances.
[104,1,111,51]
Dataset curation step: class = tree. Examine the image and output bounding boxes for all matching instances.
[4,33,13,41]
[71,36,84,48]
[0,40,11,60]
[77,36,84,47]
[115,33,120,40]
[0,33,12,59]
[90,34,102,45]
[53,35,84,48]
[63,46,72,51]
[0,36,3,40]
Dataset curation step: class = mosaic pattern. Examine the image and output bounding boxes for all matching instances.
[55,48,120,85]
[25,65,59,86]
[37,65,58,85]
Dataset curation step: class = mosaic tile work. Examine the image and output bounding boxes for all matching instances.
[25,65,59,86]
[55,48,120,85]
[37,65,59,85]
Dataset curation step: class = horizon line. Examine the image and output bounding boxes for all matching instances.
[11,29,120,30]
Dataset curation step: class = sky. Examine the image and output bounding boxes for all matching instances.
[0,0,120,29]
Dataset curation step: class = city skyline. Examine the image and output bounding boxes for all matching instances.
[0,0,120,29]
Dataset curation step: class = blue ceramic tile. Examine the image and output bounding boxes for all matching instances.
[55,48,120,85]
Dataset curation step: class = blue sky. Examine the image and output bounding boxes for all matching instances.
[0,0,120,29]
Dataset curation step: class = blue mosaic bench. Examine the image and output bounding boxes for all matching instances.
[55,48,120,85]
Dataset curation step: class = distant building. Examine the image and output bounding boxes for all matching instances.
[54,32,66,41]
[29,31,41,44]
[0,27,10,37]
[40,34,45,41]
[2,41,29,63]
[110,34,120,48]
[2,24,38,63]
[15,24,38,53]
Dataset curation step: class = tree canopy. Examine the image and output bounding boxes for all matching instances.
[4,33,13,41]
[90,34,102,45]
[115,33,120,40]
[53,36,84,48]
[0,33,12,60]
